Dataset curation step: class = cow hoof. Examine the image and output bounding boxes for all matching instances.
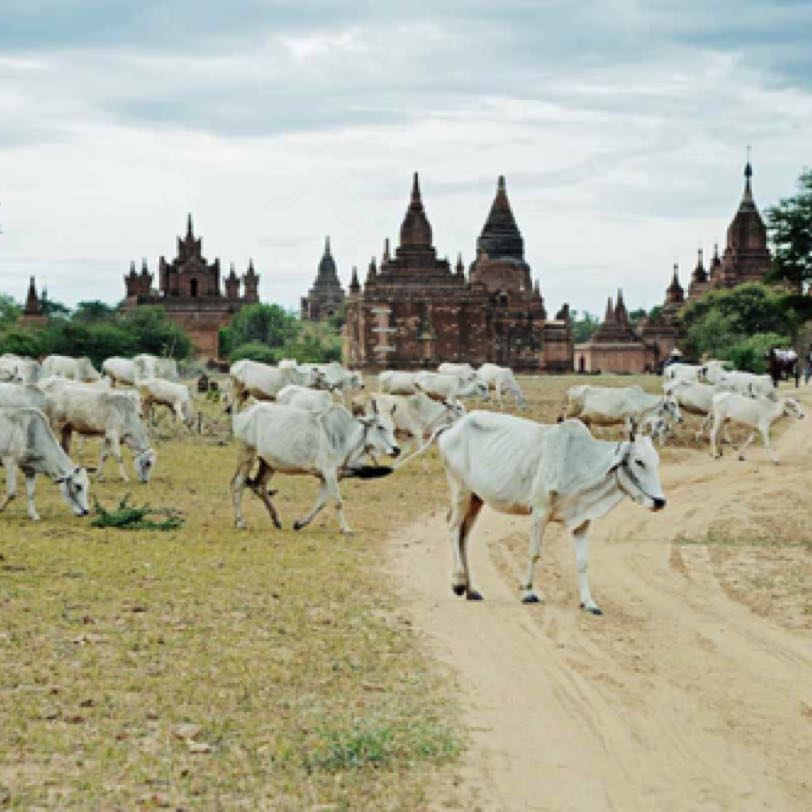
[522,593,541,604]
[293,521,303,532]
[451,584,466,597]
[466,590,484,601]
[235,520,247,530]
[273,520,282,530]
[738,454,745,461]
[581,603,603,616]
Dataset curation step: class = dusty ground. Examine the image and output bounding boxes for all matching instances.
[391,378,812,811]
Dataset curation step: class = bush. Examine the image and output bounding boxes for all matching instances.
[219,304,297,357]
[229,342,279,364]
[726,332,790,374]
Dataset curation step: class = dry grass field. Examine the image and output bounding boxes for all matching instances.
[1,373,809,809]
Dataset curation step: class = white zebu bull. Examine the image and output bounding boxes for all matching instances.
[0,353,40,384]
[0,407,90,521]
[231,403,400,533]
[137,378,194,426]
[354,391,464,454]
[102,357,137,387]
[378,370,418,395]
[230,359,321,407]
[565,385,682,436]
[710,392,804,463]
[717,370,775,400]
[133,354,179,382]
[46,387,156,482]
[477,363,526,409]
[40,355,101,381]
[437,413,666,614]
[276,384,334,412]
[414,371,488,402]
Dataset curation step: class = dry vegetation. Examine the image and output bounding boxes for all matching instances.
[1,372,809,808]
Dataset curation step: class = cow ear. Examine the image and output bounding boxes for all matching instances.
[608,441,630,473]
[390,404,397,416]
[371,398,379,415]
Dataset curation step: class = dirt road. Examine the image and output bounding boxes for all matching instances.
[392,392,812,811]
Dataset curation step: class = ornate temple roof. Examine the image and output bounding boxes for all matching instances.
[692,248,707,283]
[667,263,685,304]
[477,176,524,261]
[313,236,341,288]
[399,173,433,248]
[725,160,767,252]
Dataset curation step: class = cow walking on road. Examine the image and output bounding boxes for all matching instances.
[437,413,666,614]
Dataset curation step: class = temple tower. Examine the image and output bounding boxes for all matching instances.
[301,236,345,320]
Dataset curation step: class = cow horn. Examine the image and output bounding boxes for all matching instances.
[371,397,378,415]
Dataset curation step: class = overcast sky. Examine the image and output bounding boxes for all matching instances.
[1,1,810,317]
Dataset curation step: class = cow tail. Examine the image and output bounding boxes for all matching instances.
[392,424,449,471]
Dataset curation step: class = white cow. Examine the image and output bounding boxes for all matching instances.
[717,370,775,400]
[276,384,334,413]
[437,362,478,382]
[305,362,364,394]
[230,359,321,407]
[137,378,194,426]
[710,392,804,463]
[102,357,137,387]
[0,407,90,521]
[41,355,101,381]
[231,403,400,533]
[133,354,179,382]
[437,413,666,613]
[700,359,733,384]
[663,362,704,382]
[477,363,526,409]
[378,370,419,395]
[0,381,49,412]
[0,354,41,384]
[565,385,682,436]
[414,371,488,402]
[47,387,156,482]
[665,379,734,441]
[354,391,464,454]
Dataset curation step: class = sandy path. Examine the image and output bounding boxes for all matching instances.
[391,393,812,811]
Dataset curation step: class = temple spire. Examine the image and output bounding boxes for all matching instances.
[604,296,615,323]
[477,174,524,261]
[742,148,753,204]
[349,265,360,293]
[399,172,433,248]
[615,289,628,324]
[411,171,421,203]
[324,235,331,255]
[186,212,194,239]
[383,237,390,263]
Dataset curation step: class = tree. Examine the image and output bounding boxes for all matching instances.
[0,293,20,327]
[40,297,71,318]
[119,306,192,359]
[766,168,812,293]
[219,303,298,357]
[73,300,116,323]
[569,310,600,343]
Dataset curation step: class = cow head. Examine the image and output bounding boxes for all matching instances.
[359,399,400,458]
[133,448,157,483]
[660,395,683,424]
[442,399,466,423]
[612,435,666,512]
[783,397,805,419]
[56,467,90,516]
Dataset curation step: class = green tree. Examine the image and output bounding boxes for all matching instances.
[766,168,812,293]
[0,328,47,358]
[569,310,600,343]
[73,300,116,323]
[220,303,298,357]
[119,306,192,359]
[0,293,21,327]
[40,297,71,318]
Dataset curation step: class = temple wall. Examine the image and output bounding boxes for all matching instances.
[574,344,649,374]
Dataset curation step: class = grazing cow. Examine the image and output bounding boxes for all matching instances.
[477,363,527,409]
[0,354,40,384]
[137,378,194,426]
[699,359,732,384]
[717,370,775,400]
[46,387,156,482]
[102,357,137,387]
[414,371,488,402]
[0,407,90,521]
[663,362,705,383]
[277,384,334,412]
[133,354,179,382]
[710,392,804,463]
[664,379,734,441]
[230,359,321,407]
[378,370,419,395]
[41,355,101,382]
[437,413,666,613]
[354,391,464,454]
[565,385,682,436]
[231,403,400,533]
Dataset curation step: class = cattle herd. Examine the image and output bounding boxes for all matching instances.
[0,351,805,615]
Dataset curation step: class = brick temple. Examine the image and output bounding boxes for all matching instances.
[19,276,47,326]
[343,174,572,371]
[122,215,259,357]
[300,236,345,320]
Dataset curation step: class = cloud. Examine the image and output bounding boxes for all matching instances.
[0,1,811,318]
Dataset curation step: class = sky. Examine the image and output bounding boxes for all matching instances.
[1,0,811,317]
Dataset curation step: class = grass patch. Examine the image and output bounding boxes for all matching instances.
[91,494,184,531]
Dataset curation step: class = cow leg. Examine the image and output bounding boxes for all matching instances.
[249,459,282,529]
[758,425,779,464]
[293,476,332,532]
[230,442,256,529]
[107,434,129,482]
[60,425,72,454]
[572,521,601,615]
[710,416,722,458]
[521,509,547,604]
[446,476,484,599]
[0,458,17,511]
[737,431,756,461]
[24,471,39,521]
[459,495,484,599]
